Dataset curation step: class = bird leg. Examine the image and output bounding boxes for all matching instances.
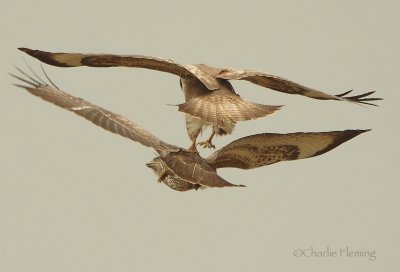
[187,128,201,152]
[198,128,216,149]
[188,141,197,152]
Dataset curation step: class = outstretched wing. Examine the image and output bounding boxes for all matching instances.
[19,48,219,90]
[11,68,179,154]
[207,130,369,169]
[217,69,382,106]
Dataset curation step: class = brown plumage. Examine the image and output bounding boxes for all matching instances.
[18,48,381,151]
[11,68,370,191]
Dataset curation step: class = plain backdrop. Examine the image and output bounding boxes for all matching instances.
[1,1,398,271]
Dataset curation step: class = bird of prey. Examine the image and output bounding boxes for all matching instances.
[18,48,381,151]
[11,68,370,191]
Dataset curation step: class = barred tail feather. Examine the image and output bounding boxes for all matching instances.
[178,94,282,127]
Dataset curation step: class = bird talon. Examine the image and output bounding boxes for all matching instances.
[197,141,216,149]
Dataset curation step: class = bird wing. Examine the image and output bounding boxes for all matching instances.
[207,130,369,169]
[216,68,382,106]
[19,48,219,90]
[11,68,179,154]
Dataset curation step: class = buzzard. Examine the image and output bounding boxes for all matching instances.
[11,68,370,191]
[18,48,381,151]
[19,48,380,150]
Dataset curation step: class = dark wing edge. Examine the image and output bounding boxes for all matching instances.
[217,69,382,106]
[10,67,179,153]
[207,130,369,169]
[18,48,220,90]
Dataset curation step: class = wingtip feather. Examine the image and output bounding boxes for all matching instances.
[18,47,31,52]
[335,89,382,106]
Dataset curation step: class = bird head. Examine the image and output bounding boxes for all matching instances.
[146,157,165,177]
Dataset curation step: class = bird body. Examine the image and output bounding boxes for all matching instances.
[179,68,280,149]
[146,148,241,191]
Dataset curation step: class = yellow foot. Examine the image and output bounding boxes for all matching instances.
[197,140,216,149]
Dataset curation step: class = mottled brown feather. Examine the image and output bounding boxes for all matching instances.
[161,149,244,188]
[208,130,369,169]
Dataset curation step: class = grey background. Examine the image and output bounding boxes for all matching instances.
[1,0,398,271]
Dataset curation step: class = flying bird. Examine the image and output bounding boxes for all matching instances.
[11,68,370,191]
[18,48,381,151]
